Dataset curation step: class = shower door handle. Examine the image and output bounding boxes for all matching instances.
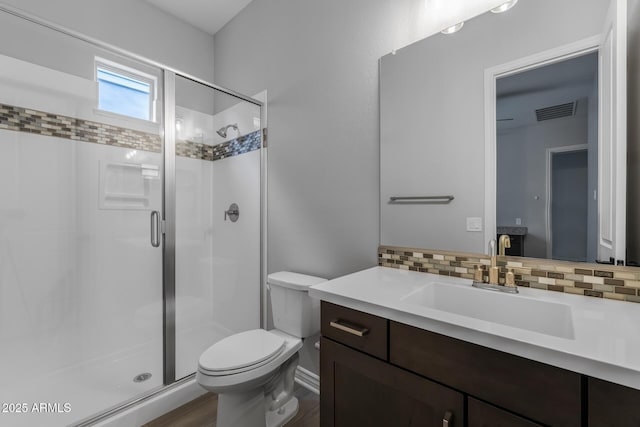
[150,210,161,247]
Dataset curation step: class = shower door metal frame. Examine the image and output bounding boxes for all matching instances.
[0,2,266,423]
[162,70,177,384]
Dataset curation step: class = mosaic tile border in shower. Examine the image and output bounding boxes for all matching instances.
[379,245,640,303]
[176,130,261,162]
[0,102,261,162]
[0,103,161,152]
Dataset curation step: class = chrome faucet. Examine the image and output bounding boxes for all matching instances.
[498,234,511,256]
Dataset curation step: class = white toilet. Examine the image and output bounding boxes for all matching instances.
[196,271,326,427]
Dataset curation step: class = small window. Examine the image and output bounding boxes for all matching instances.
[96,59,156,121]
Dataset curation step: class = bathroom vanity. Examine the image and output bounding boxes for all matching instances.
[310,267,640,427]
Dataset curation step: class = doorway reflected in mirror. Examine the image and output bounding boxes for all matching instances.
[496,52,598,262]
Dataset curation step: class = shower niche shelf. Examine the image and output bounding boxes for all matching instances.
[99,161,159,210]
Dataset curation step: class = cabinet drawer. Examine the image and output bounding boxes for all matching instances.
[390,322,582,427]
[321,302,388,360]
[588,377,640,426]
[468,398,542,427]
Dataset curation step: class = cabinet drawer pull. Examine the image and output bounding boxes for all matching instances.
[330,320,369,337]
[442,411,453,427]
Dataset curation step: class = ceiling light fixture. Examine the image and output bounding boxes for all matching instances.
[491,0,518,14]
[441,22,464,35]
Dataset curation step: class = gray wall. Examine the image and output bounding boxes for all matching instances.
[380,0,609,253]
[213,0,428,281]
[212,0,473,376]
[0,10,165,106]
[212,0,507,279]
[0,0,215,81]
[628,0,640,265]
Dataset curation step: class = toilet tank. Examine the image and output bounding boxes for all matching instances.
[267,271,326,338]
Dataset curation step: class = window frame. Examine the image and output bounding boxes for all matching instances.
[95,57,158,123]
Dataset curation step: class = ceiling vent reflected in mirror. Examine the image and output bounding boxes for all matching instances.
[535,101,577,122]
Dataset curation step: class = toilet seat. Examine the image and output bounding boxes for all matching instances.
[196,329,302,394]
[199,329,286,376]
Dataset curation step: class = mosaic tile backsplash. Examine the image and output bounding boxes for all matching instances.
[0,102,260,162]
[379,245,640,303]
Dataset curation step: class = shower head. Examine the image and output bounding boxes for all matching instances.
[216,123,239,138]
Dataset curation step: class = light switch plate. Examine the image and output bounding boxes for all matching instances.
[466,217,482,232]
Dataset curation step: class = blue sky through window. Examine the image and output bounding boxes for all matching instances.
[97,68,151,120]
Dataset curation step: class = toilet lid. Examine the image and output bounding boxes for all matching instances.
[199,329,286,373]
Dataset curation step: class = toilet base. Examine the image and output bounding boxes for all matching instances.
[217,389,266,427]
[216,391,298,427]
[266,397,298,427]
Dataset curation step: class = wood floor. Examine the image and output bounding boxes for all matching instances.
[144,389,319,427]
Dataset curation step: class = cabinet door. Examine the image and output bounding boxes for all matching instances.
[390,322,582,427]
[468,398,542,427]
[589,377,640,426]
[320,336,464,427]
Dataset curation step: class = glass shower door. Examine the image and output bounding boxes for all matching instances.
[0,11,165,425]
[172,75,262,379]
[0,7,267,426]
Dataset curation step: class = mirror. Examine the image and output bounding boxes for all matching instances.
[496,53,599,262]
[380,0,633,264]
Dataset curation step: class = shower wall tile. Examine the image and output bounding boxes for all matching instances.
[176,130,261,162]
[0,103,161,152]
[0,102,261,162]
[379,245,640,303]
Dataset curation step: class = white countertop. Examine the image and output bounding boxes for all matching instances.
[309,266,640,390]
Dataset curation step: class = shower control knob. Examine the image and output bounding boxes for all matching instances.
[224,203,240,222]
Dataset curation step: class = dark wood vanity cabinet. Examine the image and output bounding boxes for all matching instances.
[320,299,388,360]
[588,377,640,426]
[319,301,594,427]
[321,337,464,427]
[468,399,542,427]
[320,302,464,426]
[391,322,581,427]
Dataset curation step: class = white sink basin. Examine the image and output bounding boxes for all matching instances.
[400,282,574,339]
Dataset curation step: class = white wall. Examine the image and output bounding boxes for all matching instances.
[0,101,165,427]
[380,0,609,253]
[0,0,215,81]
[175,151,261,379]
[627,0,640,265]
[0,133,166,427]
[0,43,166,375]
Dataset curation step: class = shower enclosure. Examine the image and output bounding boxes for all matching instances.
[0,7,264,427]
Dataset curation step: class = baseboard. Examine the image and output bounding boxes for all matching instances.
[295,366,320,395]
